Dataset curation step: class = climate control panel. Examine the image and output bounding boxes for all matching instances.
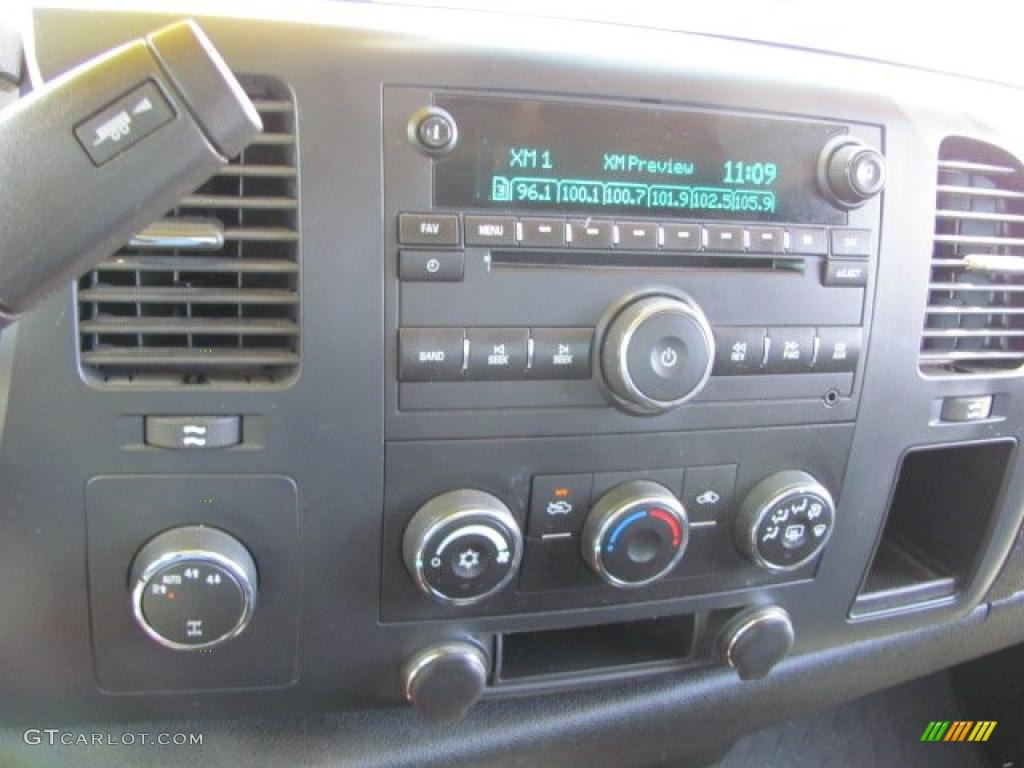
[383,425,850,621]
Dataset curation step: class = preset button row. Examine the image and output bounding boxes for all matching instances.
[398,212,871,258]
[400,327,593,382]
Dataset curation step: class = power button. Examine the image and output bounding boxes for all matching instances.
[409,107,457,154]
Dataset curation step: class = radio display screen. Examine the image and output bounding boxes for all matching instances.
[433,95,847,224]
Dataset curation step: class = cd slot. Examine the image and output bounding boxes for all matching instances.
[489,249,804,272]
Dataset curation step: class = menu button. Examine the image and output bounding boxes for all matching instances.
[465,215,516,246]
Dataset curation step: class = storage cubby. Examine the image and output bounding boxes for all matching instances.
[852,440,1015,617]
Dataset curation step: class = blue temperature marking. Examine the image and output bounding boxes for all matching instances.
[606,510,647,553]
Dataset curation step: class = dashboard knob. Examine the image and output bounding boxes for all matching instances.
[717,605,795,680]
[130,525,258,651]
[402,640,489,724]
[582,480,689,587]
[403,489,523,606]
[736,470,836,572]
[600,294,714,414]
[818,136,886,208]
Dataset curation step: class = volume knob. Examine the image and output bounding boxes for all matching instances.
[600,294,714,414]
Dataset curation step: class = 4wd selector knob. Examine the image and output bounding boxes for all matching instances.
[737,471,836,572]
[403,490,523,606]
[130,525,258,651]
[582,480,690,587]
[601,295,714,414]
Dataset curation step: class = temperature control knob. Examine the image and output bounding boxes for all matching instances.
[818,136,886,208]
[736,471,836,572]
[582,480,689,587]
[130,525,258,651]
[403,490,523,606]
[600,294,714,415]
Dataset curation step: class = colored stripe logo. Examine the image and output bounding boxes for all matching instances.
[921,721,996,742]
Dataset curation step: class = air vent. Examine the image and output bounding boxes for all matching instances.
[920,137,1024,375]
[77,77,299,385]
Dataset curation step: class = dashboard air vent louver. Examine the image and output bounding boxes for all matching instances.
[920,137,1024,375]
[77,77,299,385]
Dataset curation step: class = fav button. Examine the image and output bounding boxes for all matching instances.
[399,213,460,246]
[528,473,594,537]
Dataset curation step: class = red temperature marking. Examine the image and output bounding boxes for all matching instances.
[648,508,681,547]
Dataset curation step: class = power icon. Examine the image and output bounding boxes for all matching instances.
[660,347,678,368]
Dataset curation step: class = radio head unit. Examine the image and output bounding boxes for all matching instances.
[384,87,883,431]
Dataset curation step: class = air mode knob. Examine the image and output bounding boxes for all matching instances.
[818,136,886,208]
[600,294,714,414]
[582,480,690,587]
[736,471,836,572]
[403,490,523,606]
[130,525,258,651]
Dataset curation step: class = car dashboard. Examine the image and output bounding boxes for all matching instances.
[3,2,1024,765]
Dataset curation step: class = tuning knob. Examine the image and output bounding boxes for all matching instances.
[130,525,258,651]
[736,471,836,572]
[818,136,886,208]
[582,480,689,587]
[600,294,714,414]
[717,605,795,680]
[403,490,523,606]
[402,640,489,724]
